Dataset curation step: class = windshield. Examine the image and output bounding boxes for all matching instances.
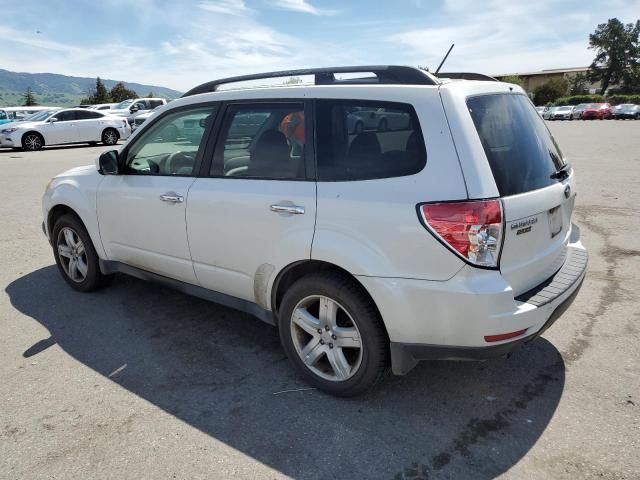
[557,106,571,111]
[22,110,56,122]
[467,93,565,197]
[115,100,134,109]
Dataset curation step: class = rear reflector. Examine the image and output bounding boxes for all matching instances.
[484,329,528,343]
[419,199,503,268]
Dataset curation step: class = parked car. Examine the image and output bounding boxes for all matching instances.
[570,103,589,120]
[89,103,119,111]
[542,106,557,120]
[0,106,57,125]
[581,103,612,120]
[550,105,574,120]
[347,107,412,133]
[1,108,130,150]
[535,106,546,116]
[109,98,167,122]
[612,104,640,120]
[130,111,155,133]
[42,66,587,396]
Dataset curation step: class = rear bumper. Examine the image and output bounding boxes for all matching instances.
[358,225,587,375]
[389,278,583,374]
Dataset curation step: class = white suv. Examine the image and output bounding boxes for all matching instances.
[42,66,587,396]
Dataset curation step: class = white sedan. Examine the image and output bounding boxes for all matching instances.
[0,108,131,151]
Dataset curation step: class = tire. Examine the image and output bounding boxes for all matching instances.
[278,271,387,397]
[22,132,44,151]
[377,119,388,132]
[52,214,112,292]
[102,128,119,146]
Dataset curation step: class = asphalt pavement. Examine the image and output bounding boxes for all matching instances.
[1,121,639,479]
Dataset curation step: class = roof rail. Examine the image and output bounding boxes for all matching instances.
[182,65,438,97]
[436,72,498,81]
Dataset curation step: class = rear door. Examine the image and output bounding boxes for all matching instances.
[186,100,316,304]
[465,93,575,295]
[75,109,104,141]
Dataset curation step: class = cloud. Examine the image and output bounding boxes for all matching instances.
[387,0,640,75]
[268,0,338,16]
[196,0,250,16]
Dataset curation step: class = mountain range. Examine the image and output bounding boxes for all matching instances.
[0,69,183,106]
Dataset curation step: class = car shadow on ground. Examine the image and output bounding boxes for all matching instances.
[6,266,566,479]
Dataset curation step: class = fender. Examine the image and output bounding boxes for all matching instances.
[44,166,107,259]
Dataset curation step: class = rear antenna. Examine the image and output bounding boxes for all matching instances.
[434,43,455,75]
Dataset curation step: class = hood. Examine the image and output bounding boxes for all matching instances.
[56,164,98,178]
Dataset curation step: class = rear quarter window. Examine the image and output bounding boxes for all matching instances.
[467,94,565,197]
[316,100,426,181]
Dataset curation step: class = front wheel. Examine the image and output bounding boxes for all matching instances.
[52,214,112,292]
[278,271,387,397]
[22,132,44,151]
[102,128,119,146]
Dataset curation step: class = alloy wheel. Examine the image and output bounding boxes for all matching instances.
[56,227,88,283]
[103,130,118,145]
[290,295,363,382]
[24,134,42,151]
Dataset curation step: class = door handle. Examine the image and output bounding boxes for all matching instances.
[160,193,184,203]
[270,204,305,215]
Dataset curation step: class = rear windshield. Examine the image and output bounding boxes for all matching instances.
[467,94,565,197]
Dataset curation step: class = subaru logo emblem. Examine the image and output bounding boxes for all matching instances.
[564,185,571,199]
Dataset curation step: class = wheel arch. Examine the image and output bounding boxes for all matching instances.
[22,130,45,147]
[270,260,390,341]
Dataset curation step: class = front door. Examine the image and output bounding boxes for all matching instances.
[44,110,79,145]
[187,101,316,304]
[97,105,218,284]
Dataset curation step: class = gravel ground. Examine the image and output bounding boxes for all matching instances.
[0,121,639,480]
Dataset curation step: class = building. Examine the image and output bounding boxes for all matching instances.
[494,67,601,95]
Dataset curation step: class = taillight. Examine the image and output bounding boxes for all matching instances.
[419,199,503,268]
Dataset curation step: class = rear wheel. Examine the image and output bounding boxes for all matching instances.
[102,128,119,146]
[278,271,387,397]
[22,132,44,151]
[52,214,112,292]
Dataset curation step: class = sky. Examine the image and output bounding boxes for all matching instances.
[0,0,639,92]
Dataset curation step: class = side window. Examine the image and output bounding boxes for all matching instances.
[54,111,77,122]
[213,103,305,179]
[0,111,7,120]
[133,101,147,110]
[124,106,217,176]
[149,100,164,109]
[76,110,102,120]
[316,100,426,181]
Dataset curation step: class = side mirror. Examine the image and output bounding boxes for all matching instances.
[130,105,139,113]
[49,117,59,123]
[99,150,120,175]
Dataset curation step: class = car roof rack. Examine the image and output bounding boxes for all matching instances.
[182,65,438,97]
[436,72,498,81]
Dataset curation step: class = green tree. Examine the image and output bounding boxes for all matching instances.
[533,78,568,105]
[109,82,138,102]
[568,72,589,95]
[22,87,37,106]
[588,18,640,94]
[95,77,110,103]
[501,75,523,86]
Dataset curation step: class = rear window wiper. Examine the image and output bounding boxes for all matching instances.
[551,163,572,180]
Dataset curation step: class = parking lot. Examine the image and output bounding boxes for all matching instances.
[0,120,638,479]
